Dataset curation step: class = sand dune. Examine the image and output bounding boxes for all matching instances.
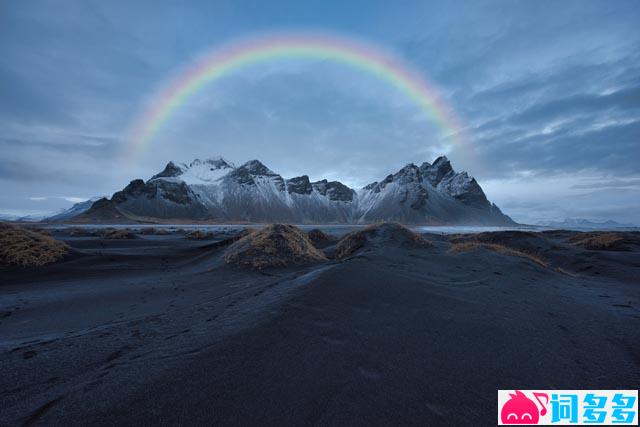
[0,225,638,425]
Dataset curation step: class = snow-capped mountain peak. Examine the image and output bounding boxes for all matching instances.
[151,161,185,180]
[151,156,235,185]
[189,156,235,169]
[421,155,454,186]
[238,160,277,176]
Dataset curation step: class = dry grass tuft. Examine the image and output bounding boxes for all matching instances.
[185,230,216,240]
[307,229,334,243]
[234,228,255,240]
[334,232,367,259]
[65,227,95,237]
[448,241,547,267]
[0,223,68,266]
[98,228,136,239]
[139,227,170,235]
[224,224,327,269]
[567,232,623,250]
[31,228,52,236]
[335,222,432,259]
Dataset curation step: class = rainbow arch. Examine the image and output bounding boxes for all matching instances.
[127,32,470,161]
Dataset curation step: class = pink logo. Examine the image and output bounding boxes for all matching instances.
[500,390,549,424]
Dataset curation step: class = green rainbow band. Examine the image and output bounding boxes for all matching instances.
[128,32,470,160]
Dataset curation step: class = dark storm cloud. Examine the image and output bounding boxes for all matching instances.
[469,55,640,108]
[467,69,640,171]
[455,52,640,179]
[475,118,640,177]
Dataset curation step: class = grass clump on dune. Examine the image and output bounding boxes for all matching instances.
[98,228,136,239]
[139,227,170,235]
[448,241,548,267]
[335,222,432,259]
[0,223,68,266]
[186,230,216,240]
[307,229,335,243]
[224,224,327,269]
[448,231,550,267]
[65,227,95,237]
[568,232,623,250]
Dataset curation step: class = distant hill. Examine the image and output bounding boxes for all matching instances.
[0,212,51,222]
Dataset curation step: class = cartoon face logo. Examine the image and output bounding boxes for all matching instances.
[501,390,548,424]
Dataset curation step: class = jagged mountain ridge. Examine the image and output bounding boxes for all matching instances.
[76,156,515,225]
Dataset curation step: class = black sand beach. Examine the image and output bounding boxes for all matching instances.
[1,226,639,426]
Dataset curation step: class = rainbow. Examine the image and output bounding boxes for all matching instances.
[127,32,471,161]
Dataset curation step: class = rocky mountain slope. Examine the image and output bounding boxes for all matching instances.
[73,156,514,225]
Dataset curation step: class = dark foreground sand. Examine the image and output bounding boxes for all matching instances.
[0,227,638,426]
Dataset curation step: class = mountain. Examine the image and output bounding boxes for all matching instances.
[0,213,29,222]
[45,197,104,222]
[538,218,637,230]
[0,212,51,222]
[0,197,104,223]
[71,156,515,225]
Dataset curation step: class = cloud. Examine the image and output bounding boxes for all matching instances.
[27,196,87,203]
[0,0,639,223]
[570,178,640,190]
[492,85,640,129]
[64,197,86,203]
[0,159,64,182]
[0,134,123,156]
[483,172,640,225]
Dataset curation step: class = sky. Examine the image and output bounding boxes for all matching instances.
[0,0,639,224]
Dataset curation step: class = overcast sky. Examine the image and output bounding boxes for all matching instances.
[1,0,639,224]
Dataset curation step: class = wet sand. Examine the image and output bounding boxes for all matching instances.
[1,228,638,426]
